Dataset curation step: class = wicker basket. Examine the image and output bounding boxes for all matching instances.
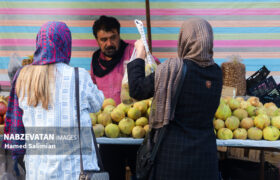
[222,55,246,96]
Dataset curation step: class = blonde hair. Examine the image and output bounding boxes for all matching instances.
[16,64,54,110]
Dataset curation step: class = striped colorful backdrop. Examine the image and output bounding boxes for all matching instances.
[1,0,280,87]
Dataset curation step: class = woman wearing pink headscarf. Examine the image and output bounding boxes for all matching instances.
[128,18,223,179]
[3,21,104,179]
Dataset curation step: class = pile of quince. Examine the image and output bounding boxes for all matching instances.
[90,98,152,139]
[214,96,280,141]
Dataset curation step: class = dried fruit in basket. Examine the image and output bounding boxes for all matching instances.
[221,55,246,96]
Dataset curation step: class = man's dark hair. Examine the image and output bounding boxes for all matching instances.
[92,15,120,39]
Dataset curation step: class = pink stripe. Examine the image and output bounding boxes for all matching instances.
[0,81,10,86]
[0,8,279,16]
[0,8,146,16]
[0,39,35,46]
[214,40,280,47]
[151,8,280,16]
[151,40,280,47]
[1,39,280,48]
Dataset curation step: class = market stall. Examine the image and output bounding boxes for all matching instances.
[94,137,280,180]
[96,138,280,148]
[1,1,280,180]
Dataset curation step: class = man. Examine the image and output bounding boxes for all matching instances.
[91,15,134,105]
[91,15,159,180]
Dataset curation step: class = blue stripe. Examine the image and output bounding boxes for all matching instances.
[69,58,91,70]
[160,58,280,71]
[216,58,280,71]
[0,0,143,1]
[0,58,9,69]
[0,26,147,34]
[0,57,91,70]
[1,57,280,71]
[2,26,280,34]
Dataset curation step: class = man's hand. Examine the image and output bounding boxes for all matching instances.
[134,39,146,60]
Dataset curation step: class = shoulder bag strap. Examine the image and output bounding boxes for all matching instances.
[74,67,84,174]
[90,127,105,171]
[75,67,105,172]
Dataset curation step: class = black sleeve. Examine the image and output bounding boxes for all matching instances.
[127,58,155,100]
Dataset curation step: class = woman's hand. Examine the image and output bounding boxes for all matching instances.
[134,39,146,60]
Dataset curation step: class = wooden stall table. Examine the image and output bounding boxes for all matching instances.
[97,138,280,180]
[217,139,280,180]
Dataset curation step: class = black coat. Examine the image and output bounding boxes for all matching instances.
[127,59,222,180]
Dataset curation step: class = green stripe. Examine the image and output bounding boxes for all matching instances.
[126,33,280,40]
[151,2,280,9]
[0,33,37,39]
[1,2,280,9]
[0,2,144,9]
[0,33,95,39]
[1,33,280,40]
[0,33,174,40]
[103,33,280,40]
[214,33,280,40]
[151,33,280,40]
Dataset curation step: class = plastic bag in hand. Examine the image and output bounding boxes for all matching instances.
[120,48,157,105]
[121,49,137,105]
[8,53,22,83]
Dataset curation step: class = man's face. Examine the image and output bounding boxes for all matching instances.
[96,29,120,58]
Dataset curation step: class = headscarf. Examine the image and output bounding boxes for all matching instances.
[33,21,72,65]
[178,17,214,67]
[3,21,72,158]
[149,18,214,129]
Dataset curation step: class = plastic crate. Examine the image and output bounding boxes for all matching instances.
[260,84,280,107]
[246,66,270,93]
[247,76,277,97]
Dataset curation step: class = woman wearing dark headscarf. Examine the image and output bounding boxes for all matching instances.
[3,21,104,179]
[127,18,222,179]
